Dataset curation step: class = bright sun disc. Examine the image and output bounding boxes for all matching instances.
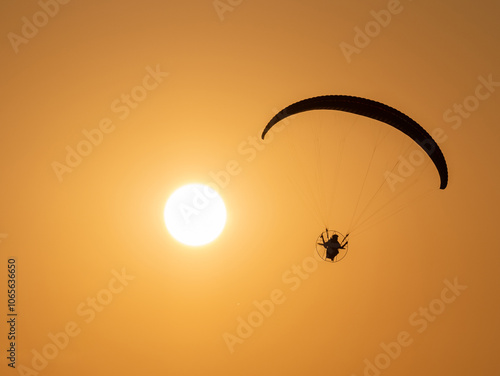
[164,183,227,246]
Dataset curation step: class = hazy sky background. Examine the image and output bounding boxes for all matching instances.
[1,1,499,375]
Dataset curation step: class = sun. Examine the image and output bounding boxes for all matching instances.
[164,183,227,246]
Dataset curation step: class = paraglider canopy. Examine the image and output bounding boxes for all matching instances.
[262,95,448,189]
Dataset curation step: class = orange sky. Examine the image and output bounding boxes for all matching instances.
[1,1,500,375]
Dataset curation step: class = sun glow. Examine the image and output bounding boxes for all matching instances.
[164,183,227,246]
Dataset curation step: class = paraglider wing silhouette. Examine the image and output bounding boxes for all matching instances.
[261,95,448,189]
